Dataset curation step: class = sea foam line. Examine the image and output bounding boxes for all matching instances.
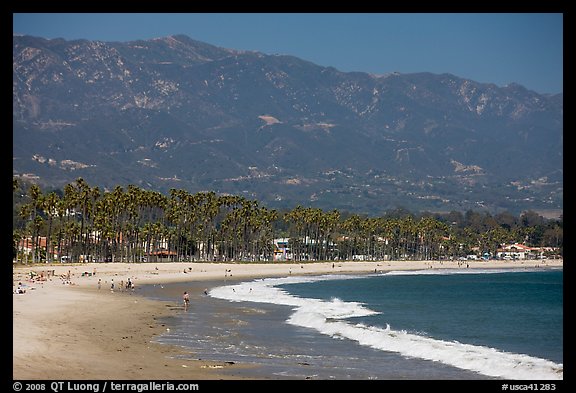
[209,273,563,380]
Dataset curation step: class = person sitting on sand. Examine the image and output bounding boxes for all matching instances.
[14,282,26,294]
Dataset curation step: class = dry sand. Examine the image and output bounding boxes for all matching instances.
[13,259,562,380]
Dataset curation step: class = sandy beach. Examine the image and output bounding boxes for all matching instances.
[13,259,563,380]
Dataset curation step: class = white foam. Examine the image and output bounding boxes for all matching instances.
[209,274,563,380]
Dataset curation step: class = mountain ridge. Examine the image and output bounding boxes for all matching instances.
[13,34,563,215]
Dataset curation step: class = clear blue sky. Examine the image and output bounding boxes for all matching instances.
[13,13,563,95]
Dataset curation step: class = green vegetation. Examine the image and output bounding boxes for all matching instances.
[13,177,563,264]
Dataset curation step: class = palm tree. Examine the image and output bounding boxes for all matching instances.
[323,209,340,260]
[196,192,221,261]
[24,184,43,263]
[41,192,60,263]
[109,186,126,262]
[285,205,306,261]
[341,214,363,260]
[416,216,446,260]
[397,215,416,260]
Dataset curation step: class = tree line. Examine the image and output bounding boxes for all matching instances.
[13,177,563,264]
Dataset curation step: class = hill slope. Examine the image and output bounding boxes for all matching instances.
[13,34,563,214]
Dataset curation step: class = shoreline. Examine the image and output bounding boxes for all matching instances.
[13,259,563,380]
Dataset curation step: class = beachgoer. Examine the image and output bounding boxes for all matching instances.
[97,279,102,290]
[204,289,208,296]
[15,282,26,294]
[183,291,190,308]
[110,279,114,292]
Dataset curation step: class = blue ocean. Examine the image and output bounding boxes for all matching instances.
[152,268,563,380]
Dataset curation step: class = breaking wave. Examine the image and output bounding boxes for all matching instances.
[209,272,562,380]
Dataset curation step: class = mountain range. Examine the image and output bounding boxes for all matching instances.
[13,34,563,215]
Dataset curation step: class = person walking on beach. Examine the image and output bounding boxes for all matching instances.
[183,291,190,310]
[110,279,114,292]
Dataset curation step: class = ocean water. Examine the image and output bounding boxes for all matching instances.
[150,268,563,380]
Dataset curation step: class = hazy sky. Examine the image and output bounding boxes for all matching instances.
[13,13,563,95]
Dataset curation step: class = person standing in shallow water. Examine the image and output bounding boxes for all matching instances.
[183,291,190,310]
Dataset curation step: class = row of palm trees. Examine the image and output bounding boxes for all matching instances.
[13,177,562,264]
[13,178,279,263]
